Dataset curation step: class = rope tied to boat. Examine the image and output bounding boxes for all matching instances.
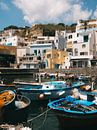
[27,107,51,129]
[27,107,51,122]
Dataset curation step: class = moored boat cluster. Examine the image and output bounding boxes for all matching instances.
[0,74,97,129]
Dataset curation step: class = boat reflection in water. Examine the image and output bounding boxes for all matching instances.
[0,90,31,124]
[48,87,97,128]
[14,81,85,101]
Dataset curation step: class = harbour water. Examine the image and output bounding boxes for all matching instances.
[0,74,97,130]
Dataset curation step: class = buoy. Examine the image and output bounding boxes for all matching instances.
[38,93,44,100]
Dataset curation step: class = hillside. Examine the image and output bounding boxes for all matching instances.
[3,23,76,37]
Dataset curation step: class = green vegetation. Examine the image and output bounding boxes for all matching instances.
[40,23,76,36]
[3,23,76,37]
[4,25,30,30]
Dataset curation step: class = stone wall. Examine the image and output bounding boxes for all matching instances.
[40,67,97,76]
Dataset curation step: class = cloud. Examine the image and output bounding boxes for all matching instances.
[64,4,92,23]
[0,1,9,10]
[93,6,97,18]
[13,0,92,25]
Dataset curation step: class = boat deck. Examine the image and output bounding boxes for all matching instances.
[55,98,97,113]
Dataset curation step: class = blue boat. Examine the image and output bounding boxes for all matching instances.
[48,88,97,128]
[14,81,85,101]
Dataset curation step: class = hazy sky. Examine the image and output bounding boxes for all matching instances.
[0,0,97,30]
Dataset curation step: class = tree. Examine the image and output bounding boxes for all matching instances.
[4,25,18,30]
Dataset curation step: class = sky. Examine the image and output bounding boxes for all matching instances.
[0,0,97,30]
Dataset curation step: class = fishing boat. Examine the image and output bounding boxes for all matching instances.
[0,90,16,124]
[48,88,97,128]
[0,84,15,92]
[14,80,85,101]
[0,89,31,124]
[0,90,15,108]
[0,84,15,88]
[3,94,31,124]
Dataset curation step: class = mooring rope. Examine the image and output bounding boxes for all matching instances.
[35,107,49,129]
[27,107,51,122]
[27,107,51,129]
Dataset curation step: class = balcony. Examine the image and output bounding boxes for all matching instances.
[71,55,93,60]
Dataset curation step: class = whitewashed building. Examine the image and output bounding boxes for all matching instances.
[76,19,97,33]
[69,19,97,68]
[17,47,40,69]
[61,55,71,69]
[0,35,24,46]
[30,36,56,60]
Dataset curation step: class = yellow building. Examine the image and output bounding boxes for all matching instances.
[45,49,67,69]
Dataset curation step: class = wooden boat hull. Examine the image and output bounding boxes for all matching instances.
[2,95,31,124]
[17,89,67,101]
[0,84,15,92]
[0,90,16,124]
[48,93,97,128]
[16,81,85,101]
[55,110,97,128]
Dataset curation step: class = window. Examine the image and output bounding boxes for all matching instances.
[65,37,67,40]
[80,52,84,55]
[26,64,30,69]
[84,52,88,55]
[83,35,88,42]
[20,58,22,61]
[29,57,33,60]
[43,50,46,53]
[77,33,79,37]
[74,41,77,44]
[82,44,86,48]
[34,50,37,55]
[38,50,40,54]
[68,35,72,39]
[47,54,51,58]
[37,56,41,60]
[80,52,88,55]
[74,48,78,56]
[69,52,72,55]
[56,40,58,43]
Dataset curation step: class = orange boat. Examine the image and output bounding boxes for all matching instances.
[0,90,31,124]
[0,90,16,124]
[0,90,15,108]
